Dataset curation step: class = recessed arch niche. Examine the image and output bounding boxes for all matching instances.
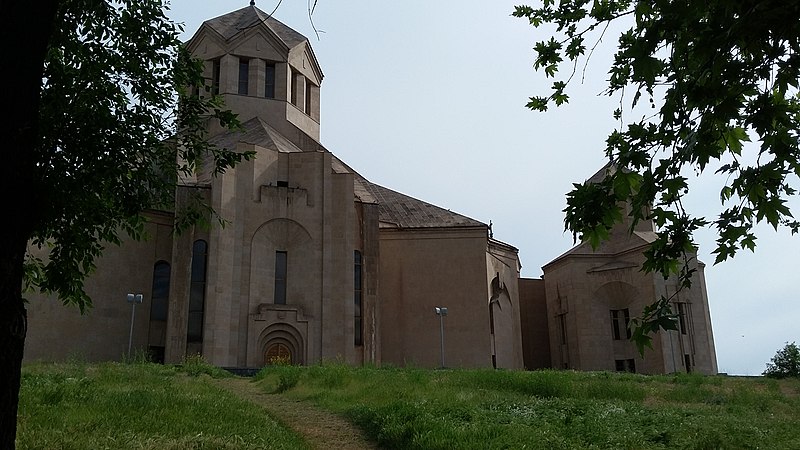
[258,322,305,365]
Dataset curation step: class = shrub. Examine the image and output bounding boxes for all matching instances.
[763,342,800,379]
[274,365,302,393]
[179,354,230,378]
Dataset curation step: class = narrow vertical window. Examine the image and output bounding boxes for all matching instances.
[558,313,568,345]
[274,251,287,305]
[290,70,298,106]
[264,62,276,99]
[238,58,250,95]
[188,240,208,344]
[677,302,688,335]
[148,261,170,364]
[211,59,221,95]
[610,308,631,340]
[354,251,363,346]
[149,262,171,322]
[305,81,312,114]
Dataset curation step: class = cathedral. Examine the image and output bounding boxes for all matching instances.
[24,4,717,375]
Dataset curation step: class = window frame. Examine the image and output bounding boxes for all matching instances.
[149,261,171,322]
[211,59,221,95]
[264,61,276,99]
[305,80,312,114]
[610,308,631,341]
[187,240,208,344]
[238,57,250,95]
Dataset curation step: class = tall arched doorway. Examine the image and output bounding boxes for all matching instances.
[264,342,293,365]
[256,321,305,366]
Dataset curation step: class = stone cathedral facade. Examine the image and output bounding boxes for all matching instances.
[24,5,717,375]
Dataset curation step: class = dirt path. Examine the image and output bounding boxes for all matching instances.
[215,377,379,450]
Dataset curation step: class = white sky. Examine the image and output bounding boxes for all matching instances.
[167,0,800,376]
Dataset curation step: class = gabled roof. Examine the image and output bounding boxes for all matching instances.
[212,119,485,230]
[208,117,303,153]
[542,229,656,269]
[202,5,307,48]
[587,161,614,184]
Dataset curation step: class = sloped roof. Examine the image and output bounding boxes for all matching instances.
[543,162,658,269]
[587,161,614,184]
[210,119,484,229]
[202,5,307,48]
[543,227,657,269]
[360,179,485,229]
[208,117,303,153]
[330,157,484,228]
[330,156,377,204]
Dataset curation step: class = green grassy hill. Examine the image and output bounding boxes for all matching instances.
[18,361,800,449]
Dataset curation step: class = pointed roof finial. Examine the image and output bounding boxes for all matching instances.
[250,0,255,5]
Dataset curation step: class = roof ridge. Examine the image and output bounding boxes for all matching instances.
[200,5,308,48]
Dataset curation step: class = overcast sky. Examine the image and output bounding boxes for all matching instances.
[168,0,799,376]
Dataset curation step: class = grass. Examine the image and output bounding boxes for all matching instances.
[254,364,800,450]
[17,360,308,449]
[18,361,800,449]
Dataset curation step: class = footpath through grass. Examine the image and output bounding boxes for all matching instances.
[17,361,308,449]
[18,361,800,449]
[255,364,800,449]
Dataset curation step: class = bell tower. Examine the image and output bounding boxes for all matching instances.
[185,2,323,147]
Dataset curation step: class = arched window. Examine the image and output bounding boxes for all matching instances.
[188,240,208,344]
[354,250,363,346]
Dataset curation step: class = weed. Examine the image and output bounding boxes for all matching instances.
[122,348,152,365]
[276,366,302,393]
[178,354,230,378]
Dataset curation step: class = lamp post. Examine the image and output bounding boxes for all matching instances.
[434,306,448,368]
[127,293,144,357]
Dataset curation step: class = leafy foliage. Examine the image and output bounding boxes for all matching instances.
[514,1,800,350]
[23,0,250,310]
[764,342,800,379]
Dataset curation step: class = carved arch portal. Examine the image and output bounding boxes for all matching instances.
[258,322,305,366]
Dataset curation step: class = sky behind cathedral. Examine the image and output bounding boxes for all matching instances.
[167,0,800,376]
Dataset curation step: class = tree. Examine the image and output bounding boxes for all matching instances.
[0,0,247,446]
[763,342,800,379]
[514,1,800,350]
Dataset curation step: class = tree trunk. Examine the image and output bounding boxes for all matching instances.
[0,242,27,450]
[0,1,61,448]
